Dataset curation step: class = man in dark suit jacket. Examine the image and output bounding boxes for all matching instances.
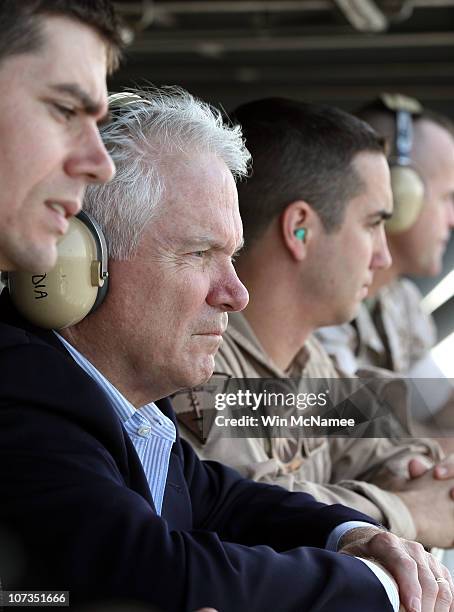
[0,88,451,612]
[0,291,395,611]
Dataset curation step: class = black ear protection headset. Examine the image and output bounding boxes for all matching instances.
[2,210,109,330]
[378,92,425,233]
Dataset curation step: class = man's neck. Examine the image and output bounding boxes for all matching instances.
[60,321,150,408]
[243,303,311,372]
[237,261,313,371]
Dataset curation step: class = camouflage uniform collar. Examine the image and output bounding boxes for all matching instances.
[227,312,311,378]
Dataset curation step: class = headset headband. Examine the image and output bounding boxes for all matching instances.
[379,93,423,167]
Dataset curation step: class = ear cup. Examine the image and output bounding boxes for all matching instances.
[387,165,425,233]
[6,212,108,330]
[375,93,425,233]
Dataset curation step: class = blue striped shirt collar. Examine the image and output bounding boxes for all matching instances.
[54,332,175,443]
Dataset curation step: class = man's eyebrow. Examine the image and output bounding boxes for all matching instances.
[181,236,245,253]
[368,209,393,221]
[234,238,245,254]
[49,83,108,120]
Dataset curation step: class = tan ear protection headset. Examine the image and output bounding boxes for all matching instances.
[379,92,425,233]
[1,210,109,330]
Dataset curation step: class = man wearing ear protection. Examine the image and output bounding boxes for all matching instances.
[0,0,119,274]
[316,94,454,439]
[0,87,450,612]
[174,97,454,598]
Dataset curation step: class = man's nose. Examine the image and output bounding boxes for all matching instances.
[207,267,249,312]
[371,226,392,271]
[65,125,116,185]
[446,198,454,230]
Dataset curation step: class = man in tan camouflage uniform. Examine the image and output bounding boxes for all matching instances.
[316,94,454,435]
[175,98,454,549]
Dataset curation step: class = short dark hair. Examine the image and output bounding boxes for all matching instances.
[232,97,385,248]
[0,0,123,73]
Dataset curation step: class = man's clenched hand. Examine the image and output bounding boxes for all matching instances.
[339,526,454,612]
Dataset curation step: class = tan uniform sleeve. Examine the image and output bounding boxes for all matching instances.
[178,326,443,541]
[327,435,443,539]
[183,412,442,540]
[186,424,420,539]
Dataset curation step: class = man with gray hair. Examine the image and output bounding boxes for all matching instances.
[0,87,451,612]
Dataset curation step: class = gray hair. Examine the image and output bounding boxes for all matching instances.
[83,86,251,260]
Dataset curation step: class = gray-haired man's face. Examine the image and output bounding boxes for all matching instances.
[105,151,249,403]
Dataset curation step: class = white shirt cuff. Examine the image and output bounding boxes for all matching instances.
[356,557,400,612]
[325,520,375,551]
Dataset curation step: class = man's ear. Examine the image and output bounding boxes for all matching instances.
[280,200,314,262]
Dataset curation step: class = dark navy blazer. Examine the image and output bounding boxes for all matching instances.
[0,291,393,611]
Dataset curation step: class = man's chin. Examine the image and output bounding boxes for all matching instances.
[0,230,57,273]
[427,260,443,278]
[412,259,442,278]
[18,240,58,274]
[332,302,361,326]
[186,356,216,388]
